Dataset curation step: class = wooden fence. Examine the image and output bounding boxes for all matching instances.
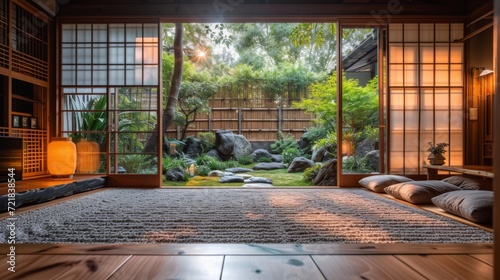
[166,106,315,141]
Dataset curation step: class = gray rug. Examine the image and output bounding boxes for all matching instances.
[0,188,493,244]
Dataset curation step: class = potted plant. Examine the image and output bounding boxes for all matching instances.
[427,141,448,165]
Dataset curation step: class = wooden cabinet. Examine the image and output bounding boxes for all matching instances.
[0,1,51,179]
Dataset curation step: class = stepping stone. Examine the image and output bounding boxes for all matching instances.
[253,162,287,170]
[218,175,244,183]
[225,167,254,173]
[242,183,274,188]
[244,177,272,184]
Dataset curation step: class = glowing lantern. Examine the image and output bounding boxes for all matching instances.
[48,137,77,178]
[76,140,100,173]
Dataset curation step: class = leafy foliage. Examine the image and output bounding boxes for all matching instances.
[174,80,217,140]
[198,132,216,152]
[271,132,299,154]
[237,154,254,165]
[303,164,323,183]
[282,147,302,166]
[427,142,448,155]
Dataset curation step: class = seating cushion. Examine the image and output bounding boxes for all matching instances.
[431,190,493,224]
[384,180,460,204]
[441,175,492,191]
[358,175,413,193]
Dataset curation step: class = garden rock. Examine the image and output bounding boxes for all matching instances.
[206,149,222,161]
[208,170,224,177]
[233,134,253,160]
[287,156,315,173]
[218,175,245,183]
[253,162,287,170]
[365,150,379,171]
[183,137,204,159]
[165,166,185,182]
[356,138,377,157]
[314,159,337,186]
[215,130,235,159]
[251,149,283,162]
[238,174,254,180]
[242,183,274,188]
[244,177,273,184]
[311,146,327,162]
[298,130,315,155]
[225,167,254,173]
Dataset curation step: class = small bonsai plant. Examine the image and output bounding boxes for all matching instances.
[427,141,448,165]
[427,141,448,156]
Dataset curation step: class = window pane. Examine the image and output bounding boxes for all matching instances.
[420,23,434,42]
[403,23,418,42]
[435,23,449,42]
[389,24,402,42]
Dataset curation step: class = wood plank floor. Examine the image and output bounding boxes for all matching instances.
[0,243,493,279]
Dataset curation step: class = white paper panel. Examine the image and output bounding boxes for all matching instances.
[389,24,403,42]
[420,43,434,63]
[419,23,434,42]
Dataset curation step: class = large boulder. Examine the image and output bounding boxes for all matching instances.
[314,159,337,186]
[233,134,253,160]
[287,156,315,173]
[365,150,379,171]
[206,149,222,161]
[356,138,377,157]
[215,130,235,159]
[183,136,204,159]
[165,166,185,182]
[298,130,315,155]
[311,146,327,162]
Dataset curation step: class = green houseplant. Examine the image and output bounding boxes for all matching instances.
[427,141,448,165]
[69,96,107,173]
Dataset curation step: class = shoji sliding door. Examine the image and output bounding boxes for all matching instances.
[388,23,464,175]
[60,23,162,187]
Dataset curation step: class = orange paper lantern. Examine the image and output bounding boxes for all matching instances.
[48,137,77,178]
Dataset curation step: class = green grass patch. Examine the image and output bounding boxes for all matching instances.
[162,169,311,187]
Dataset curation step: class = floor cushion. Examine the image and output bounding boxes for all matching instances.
[431,190,493,224]
[441,175,492,191]
[358,175,413,193]
[384,180,460,204]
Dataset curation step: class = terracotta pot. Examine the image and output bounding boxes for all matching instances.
[428,153,445,165]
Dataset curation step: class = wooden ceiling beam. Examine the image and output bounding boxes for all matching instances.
[57,3,469,21]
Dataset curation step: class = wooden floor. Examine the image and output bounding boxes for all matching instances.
[0,243,493,279]
[0,182,494,279]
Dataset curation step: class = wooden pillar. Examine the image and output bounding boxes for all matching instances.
[493,0,500,277]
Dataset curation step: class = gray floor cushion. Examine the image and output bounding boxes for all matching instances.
[431,190,493,224]
[384,180,460,204]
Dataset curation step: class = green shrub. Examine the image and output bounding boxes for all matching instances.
[163,156,189,174]
[118,154,156,174]
[237,154,254,165]
[257,156,272,163]
[282,147,301,165]
[271,131,299,154]
[198,132,216,152]
[196,165,212,176]
[303,163,323,183]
